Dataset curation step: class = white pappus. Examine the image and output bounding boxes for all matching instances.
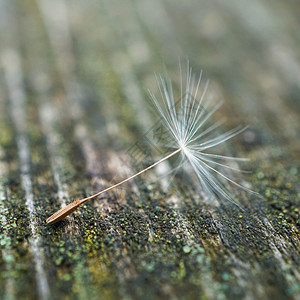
[147,62,259,206]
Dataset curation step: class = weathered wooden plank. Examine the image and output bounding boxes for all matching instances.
[0,0,299,299]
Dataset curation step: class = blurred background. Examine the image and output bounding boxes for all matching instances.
[0,1,299,300]
[1,0,299,140]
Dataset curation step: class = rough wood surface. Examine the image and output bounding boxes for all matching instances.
[0,1,299,299]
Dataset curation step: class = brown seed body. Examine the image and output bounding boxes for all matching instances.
[46,199,86,225]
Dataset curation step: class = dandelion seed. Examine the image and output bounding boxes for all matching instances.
[46,62,258,225]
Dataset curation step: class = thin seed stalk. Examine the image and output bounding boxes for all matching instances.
[46,148,182,224]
